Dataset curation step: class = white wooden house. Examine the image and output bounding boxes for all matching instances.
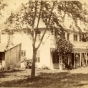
[0,1,87,70]
[1,24,88,69]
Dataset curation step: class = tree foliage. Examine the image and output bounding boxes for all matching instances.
[55,37,73,70]
[57,1,88,31]
[56,37,73,54]
[6,1,88,34]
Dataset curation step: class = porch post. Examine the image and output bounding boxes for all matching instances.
[74,53,76,68]
[87,53,88,65]
[85,53,87,66]
[59,55,60,69]
[50,49,53,69]
[80,53,81,67]
[68,54,69,66]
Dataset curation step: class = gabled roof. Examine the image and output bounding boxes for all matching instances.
[0,43,21,52]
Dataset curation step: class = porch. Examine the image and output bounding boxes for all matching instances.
[50,48,88,69]
[73,48,88,68]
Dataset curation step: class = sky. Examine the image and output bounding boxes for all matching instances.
[5,0,88,11]
[0,0,29,23]
[6,0,29,10]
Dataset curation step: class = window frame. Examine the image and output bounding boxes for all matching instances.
[21,50,26,56]
[74,34,78,41]
[67,33,70,40]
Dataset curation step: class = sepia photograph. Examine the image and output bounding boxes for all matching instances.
[0,0,88,87]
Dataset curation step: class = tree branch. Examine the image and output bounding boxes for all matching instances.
[34,0,42,47]
[32,0,38,47]
[36,1,56,50]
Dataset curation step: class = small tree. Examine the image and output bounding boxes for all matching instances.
[56,36,73,70]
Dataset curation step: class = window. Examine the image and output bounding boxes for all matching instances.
[62,32,65,38]
[67,33,70,40]
[36,50,40,62]
[21,50,26,56]
[79,34,82,41]
[81,34,86,42]
[74,34,77,41]
[60,32,65,39]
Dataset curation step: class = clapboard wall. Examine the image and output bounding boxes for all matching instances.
[5,43,21,69]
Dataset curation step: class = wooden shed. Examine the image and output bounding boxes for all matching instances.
[0,43,21,70]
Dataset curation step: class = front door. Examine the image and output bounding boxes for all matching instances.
[52,51,59,69]
[0,52,2,63]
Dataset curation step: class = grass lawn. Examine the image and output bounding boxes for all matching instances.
[0,68,88,88]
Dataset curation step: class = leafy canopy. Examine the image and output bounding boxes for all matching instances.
[5,1,88,35]
[5,1,63,33]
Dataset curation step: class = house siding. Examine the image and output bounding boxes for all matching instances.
[1,29,88,69]
[5,44,21,69]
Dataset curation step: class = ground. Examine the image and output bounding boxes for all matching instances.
[0,67,88,87]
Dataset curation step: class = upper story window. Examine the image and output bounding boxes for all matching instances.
[67,33,70,40]
[74,34,78,41]
[60,32,65,39]
[79,34,82,41]
[81,34,86,42]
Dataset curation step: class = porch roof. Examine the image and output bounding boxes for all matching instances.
[73,48,88,53]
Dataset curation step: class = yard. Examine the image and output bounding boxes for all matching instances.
[0,67,88,88]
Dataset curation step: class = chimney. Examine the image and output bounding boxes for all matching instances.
[9,34,13,45]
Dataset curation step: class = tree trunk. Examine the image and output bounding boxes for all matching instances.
[31,48,36,78]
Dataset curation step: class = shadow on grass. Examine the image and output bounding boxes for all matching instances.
[0,72,69,87]
[0,71,88,87]
[74,83,88,87]
[0,69,25,78]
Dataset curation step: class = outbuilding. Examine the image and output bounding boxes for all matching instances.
[0,43,21,70]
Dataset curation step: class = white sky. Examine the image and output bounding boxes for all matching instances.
[6,0,29,10]
[5,0,88,10]
[0,0,29,23]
